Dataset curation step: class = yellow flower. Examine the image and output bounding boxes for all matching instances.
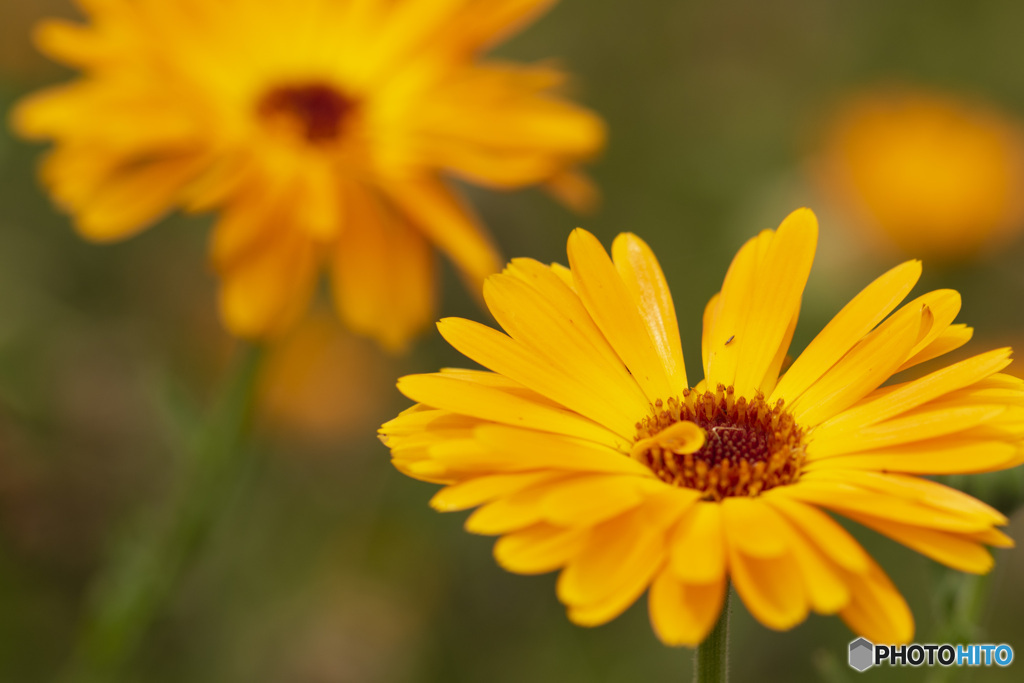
[819,88,1024,261]
[380,208,1023,646]
[12,0,605,348]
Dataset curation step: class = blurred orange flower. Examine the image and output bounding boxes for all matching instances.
[818,88,1024,261]
[12,0,605,348]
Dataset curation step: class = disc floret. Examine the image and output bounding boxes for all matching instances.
[258,83,357,143]
[633,384,805,499]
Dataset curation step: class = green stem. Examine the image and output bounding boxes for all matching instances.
[926,571,992,683]
[694,584,731,683]
[63,343,265,683]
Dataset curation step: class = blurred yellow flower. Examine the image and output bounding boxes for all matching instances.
[12,0,605,348]
[381,208,1023,646]
[819,88,1024,260]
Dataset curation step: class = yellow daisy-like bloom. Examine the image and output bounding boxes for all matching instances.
[820,89,1024,261]
[12,0,604,347]
[380,208,1023,646]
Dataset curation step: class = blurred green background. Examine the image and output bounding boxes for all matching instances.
[2,0,1024,681]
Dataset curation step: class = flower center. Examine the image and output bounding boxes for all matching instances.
[632,384,805,500]
[258,83,357,143]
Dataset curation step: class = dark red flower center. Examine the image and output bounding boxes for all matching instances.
[258,83,357,143]
[633,384,805,499]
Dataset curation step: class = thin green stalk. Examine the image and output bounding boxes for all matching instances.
[926,571,992,683]
[63,343,265,683]
[694,584,731,683]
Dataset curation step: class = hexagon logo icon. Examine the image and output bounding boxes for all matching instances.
[849,638,874,672]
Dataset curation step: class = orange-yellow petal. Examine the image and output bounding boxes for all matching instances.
[612,233,688,391]
[436,317,642,437]
[764,494,871,573]
[482,262,651,424]
[731,208,817,396]
[332,187,436,351]
[668,502,727,584]
[721,497,789,557]
[839,558,914,645]
[789,291,939,426]
[704,230,772,387]
[218,226,318,338]
[493,522,588,575]
[772,259,921,406]
[727,537,809,630]
[814,348,1014,435]
[558,509,667,625]
[648,568,727,647]
[397,372,627,449]
[385,175,502,291]
[841,512,995,574]
[568,229,676,402]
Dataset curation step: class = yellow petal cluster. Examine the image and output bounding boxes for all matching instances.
[381,208,1022,646]
[12,0,605,346]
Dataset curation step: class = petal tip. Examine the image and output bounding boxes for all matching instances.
[780,206,820,238]
[567,226,597,246]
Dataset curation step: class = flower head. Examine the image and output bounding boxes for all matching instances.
[819,88,1024,261]
[12,0,604,347]
[380,208,1023,646]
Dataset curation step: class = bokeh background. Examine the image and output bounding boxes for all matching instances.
[3,0,1024,681]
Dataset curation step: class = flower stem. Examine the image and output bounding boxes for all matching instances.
[694,585,731,683]
[63,343,265,683]
[927,569,992,683]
